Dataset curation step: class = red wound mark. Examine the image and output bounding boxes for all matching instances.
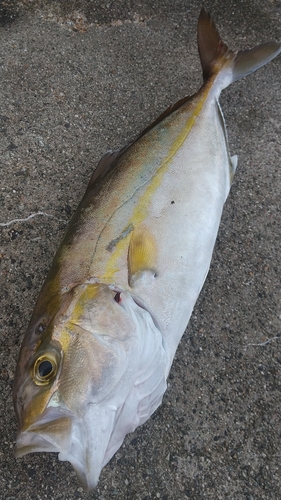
[114,292,122,303]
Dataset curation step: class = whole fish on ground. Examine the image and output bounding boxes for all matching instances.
[13,9,281,490]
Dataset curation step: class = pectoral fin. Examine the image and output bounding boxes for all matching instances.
[128,226,158,286]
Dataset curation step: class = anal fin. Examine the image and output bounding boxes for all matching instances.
[230,154,238,183]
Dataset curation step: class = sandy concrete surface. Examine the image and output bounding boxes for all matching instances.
[0,1,280,499]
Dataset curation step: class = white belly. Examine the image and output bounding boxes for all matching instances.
[132,99,233,368]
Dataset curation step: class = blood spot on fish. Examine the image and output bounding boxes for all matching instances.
[114,292,122,303]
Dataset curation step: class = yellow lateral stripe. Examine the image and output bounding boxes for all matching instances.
[104,91,208,279]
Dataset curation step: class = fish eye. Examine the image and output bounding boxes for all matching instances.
[38,360,53,377]
[33,354,57,385]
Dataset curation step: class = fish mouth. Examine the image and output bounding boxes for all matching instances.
[15,431,61,457]
[14,404,117,490]
[14,409,96,489]
[15,408,73,458]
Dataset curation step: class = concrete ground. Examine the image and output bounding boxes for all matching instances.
[0,1,280,499]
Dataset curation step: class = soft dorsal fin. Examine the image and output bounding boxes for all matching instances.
[128,226,158,286]
[87,150,121,188]
[136,95,194,140]
[87,96,195,192]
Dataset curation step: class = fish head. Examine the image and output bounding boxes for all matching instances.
[13,282,153,489]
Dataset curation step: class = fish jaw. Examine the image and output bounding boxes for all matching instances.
[14,403,116,490]
[15,408,73,457]
[15,387,164,491]
[58,404,121,490]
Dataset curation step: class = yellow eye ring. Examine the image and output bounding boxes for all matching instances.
[33,353,57,385]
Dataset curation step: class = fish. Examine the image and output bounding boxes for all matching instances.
[13,9,281,490]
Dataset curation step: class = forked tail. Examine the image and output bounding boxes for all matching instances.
[198,9,281,91]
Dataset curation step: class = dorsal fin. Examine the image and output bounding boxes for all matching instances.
[86,95,195,193]
[87,150,121,188]
[136,95,194,140]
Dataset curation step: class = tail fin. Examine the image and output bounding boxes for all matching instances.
[197,9,281,90]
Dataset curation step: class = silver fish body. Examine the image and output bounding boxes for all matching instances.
[13,10,281,490]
